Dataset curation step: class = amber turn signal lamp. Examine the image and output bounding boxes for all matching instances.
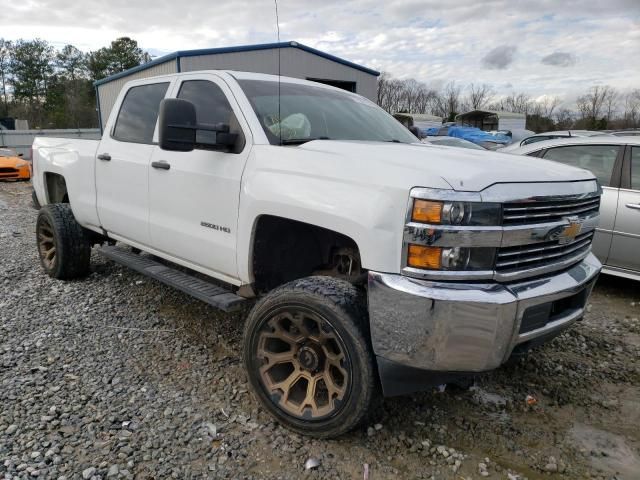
[412,200,442,223]
[407,245,442,269]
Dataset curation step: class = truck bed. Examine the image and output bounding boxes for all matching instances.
[32,137,101,229]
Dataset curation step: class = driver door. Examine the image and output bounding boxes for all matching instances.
[148,73,252,283]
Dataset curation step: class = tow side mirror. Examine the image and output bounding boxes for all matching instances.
[159,98,197,152]
[158,98,238,152]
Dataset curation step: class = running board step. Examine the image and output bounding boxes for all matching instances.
[100,246,246,312]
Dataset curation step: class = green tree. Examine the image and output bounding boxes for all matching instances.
[10,38,55,126]
[87,37,150,81]
[56,44,93,127]
[0,39,12,116]
[56,44,87,81]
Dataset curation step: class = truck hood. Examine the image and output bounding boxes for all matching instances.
[298,140,595,192]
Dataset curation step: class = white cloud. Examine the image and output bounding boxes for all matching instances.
[1,0,639,99]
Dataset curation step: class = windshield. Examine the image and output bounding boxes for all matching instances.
[238,79,417,145]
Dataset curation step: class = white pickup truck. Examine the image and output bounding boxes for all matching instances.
[32,70,602,438]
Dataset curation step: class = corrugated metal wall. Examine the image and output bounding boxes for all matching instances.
[0,129,101,159]
[498,117,526,131]
[96,48,378,127]
[178,48,377,101]
[97,60,177,127]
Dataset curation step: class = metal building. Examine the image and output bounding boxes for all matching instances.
[455,110,526,132]
[94,41,380,129]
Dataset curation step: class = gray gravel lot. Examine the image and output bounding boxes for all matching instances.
[1,181,639,480]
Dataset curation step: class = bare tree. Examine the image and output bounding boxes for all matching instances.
[376,72,391,111]
[604,88,619,121]
[433,81,462,121]
[504,92,532,114]
[576,85,614,120]
[555,108,574,130]
[466,83,494,110]
[538,96,561,118]
[622,89,640,128]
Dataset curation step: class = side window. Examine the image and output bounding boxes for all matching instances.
[522,136,548,146]
[113,83,169,144]
[632,147,640,190]
[177,80,245,152]
[542,144,620,187]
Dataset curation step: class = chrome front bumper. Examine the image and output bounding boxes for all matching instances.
[368,253,601,375]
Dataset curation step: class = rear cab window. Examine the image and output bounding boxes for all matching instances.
[112,82,170,144]
[542,144,620,187]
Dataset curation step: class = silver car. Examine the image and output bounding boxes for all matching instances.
[507,136,640,281]
[422,136,486,150]
[500,130,612,152]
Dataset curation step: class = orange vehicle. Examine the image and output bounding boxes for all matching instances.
[0,147,31,180]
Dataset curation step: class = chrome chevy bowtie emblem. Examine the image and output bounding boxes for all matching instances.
[547,215,583,245]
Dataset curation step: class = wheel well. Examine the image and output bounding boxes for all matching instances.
[252,215,364,292]
[44,173,69,203]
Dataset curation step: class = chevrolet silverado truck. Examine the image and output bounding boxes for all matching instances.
[32,71,602,438]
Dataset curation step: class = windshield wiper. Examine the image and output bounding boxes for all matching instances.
[384,139,402,143]
[280,136,330,145]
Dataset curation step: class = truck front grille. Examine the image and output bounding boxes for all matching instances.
[502,197,600,225]
[403,183,601,283]
[496,231,593,275]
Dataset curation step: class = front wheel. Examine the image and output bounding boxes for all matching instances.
[243,276,377,438]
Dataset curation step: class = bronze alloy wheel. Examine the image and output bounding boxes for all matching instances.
[37,215,57,270]
[35,204,91,279]
[256,307,351,420]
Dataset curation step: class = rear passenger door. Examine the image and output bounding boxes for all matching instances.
[541,144,623,265]
[96,80,171,246]
[608,146,640,273]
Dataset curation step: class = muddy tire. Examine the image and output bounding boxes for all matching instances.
[36,204,91,279]
[243,276,377,438]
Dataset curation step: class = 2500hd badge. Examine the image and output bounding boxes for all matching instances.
[201,221,231,234]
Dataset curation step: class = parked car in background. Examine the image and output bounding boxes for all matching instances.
[392,113,443,138]
[610,130,640,137]
[422,136,486,150]
[0,147,31,181]
[488,129,535,144]
[500,130,612,152]
[507,136,640,281]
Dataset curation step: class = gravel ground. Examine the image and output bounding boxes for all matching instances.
[1,180,639,480]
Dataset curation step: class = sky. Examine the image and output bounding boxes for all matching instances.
[2,0,640,105]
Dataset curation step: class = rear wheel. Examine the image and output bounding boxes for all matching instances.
[243,276,377,438]
[36,204,91,279]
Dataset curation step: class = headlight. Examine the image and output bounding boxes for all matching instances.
[411,199,501,226]
[407,245,495,271]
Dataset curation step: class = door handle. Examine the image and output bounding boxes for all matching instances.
[626,203,640,210]
[151,161,170,170]
[97,153,111,161]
